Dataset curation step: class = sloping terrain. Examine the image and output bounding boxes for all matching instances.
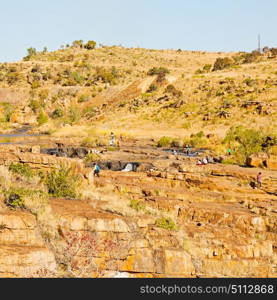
[0,43,276,277]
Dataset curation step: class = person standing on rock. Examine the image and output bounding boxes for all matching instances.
[257,172,262,188]
[109,132,116,146]
[185,144,190,155]
[93,163,101,177]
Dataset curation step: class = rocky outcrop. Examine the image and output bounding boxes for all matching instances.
[0,144,276,277]
[247,153,277,170]
[0,211,57,277]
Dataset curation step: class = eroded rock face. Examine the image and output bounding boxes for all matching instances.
[0,144,276,278]
[0,144,85,172]
[0,211,57,277]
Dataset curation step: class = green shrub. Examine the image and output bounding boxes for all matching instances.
[45,167,80,198]
[4,187,45,210]
[155,217,177,231]
[29,99,43,112]
[195,131,205,138]
[165,84,182,97]
[186,131,207,148]
[130,199,145,211]
[84,153,101,163]
[242,51,262,64]
[4,188,25,209]
[147,84,158,92]
[157,136,172,147]
[6,72,24,84]
[0,103,15,122]
[94,67,119,84]
[37,110,48,125]
[52,108,64,119]
[212,57,233,71]
[31,80,41,89]
[223,126,268,164]
[23,47,37,61]
[9,163,33,178]
[203,64,212,72]
[84,40,96,50]
[107,146,117,151]
[147,67,170,76]
[195,64,212,74]
[67,106,81,124]
[182,122,192,129]
[81,137,100,147]
[82,106,97,119]
[78,94,90,103]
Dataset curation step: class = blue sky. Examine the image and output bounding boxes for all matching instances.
[0,0,276,62]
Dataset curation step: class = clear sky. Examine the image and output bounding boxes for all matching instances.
[0,0,276,62]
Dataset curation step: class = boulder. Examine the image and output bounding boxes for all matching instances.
[246,153,268,168]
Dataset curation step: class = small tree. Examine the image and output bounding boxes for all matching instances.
[84,40,96,50]
[72,40,84,48]
[23,47,37,61]
[223,126,265,164]
[212,57,233,71]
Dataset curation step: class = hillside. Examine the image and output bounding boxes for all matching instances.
[0,44,276,149]
[0,42,276,278]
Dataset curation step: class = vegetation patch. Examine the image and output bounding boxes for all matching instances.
[155,217,177,231]
[45,167,81,199]
[129,199,145,211]
[9,163,34,178]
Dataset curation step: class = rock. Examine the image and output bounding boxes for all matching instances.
[163,250,195,275]
[266,157,277,170]
[31,146,40,154]
[246,153,268,168]
[120,249,155,273]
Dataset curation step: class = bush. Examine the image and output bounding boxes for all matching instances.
[4,189,25,209]
[6,72,24,84]
[52,108,64,119]
[78,94,90,103]
[147,84,158,92]
[165,84,182,97]
[9,163,33,178]
[130,199,145,211]
[195,64,212,74]
[29,99,43,112]
[72,40,84,48]
[223,126,267,164]
[203,64,212,72]
[155,217,177,231]
[45,167,80,198]
[0,103,15,122]
[68,106,81,124]
[212,57,233,71]
[84,40,96,50]
[185,131,207,148]
[242,51,262,64]
[170,139,182,147]
[4,188,47,210]
[94,67,119,84]
[157,136,172,147]
[37,110,48,125]
[81,137,105,147]
[84,153,101,163]
[147,67,170,76]
[23,47,37,61]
